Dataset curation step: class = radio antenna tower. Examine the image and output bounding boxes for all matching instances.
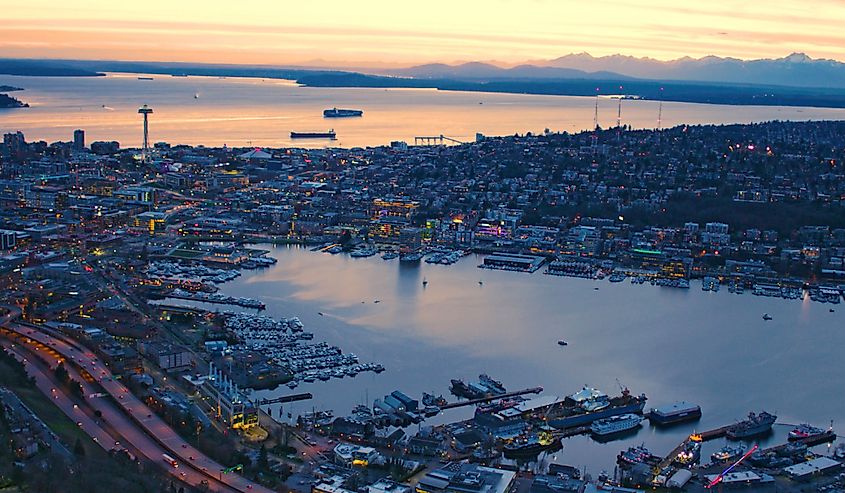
[657,87,664,130]
[593,87,599,130]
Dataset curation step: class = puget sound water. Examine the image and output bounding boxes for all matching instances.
[2,72,845,149]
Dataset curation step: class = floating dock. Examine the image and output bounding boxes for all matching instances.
[439,387,544,410]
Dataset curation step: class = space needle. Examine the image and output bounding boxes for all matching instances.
[138,104,153,161]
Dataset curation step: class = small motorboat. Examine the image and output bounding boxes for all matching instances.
[762,313,773,320]
[558,340,568,346]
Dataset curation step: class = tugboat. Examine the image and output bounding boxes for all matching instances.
[503,431,559,459]
[617,445,661,468]
[422,392,447,407]
[673,441,701,465]
[711,444,745,463]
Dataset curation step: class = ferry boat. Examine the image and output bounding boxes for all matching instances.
[788,423,826,441]
[591,413,643,436]
[726,411,776,439]
[323,108,363,118]
[648,401,702,425]
[290,130,336,139]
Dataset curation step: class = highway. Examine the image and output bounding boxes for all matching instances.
[1,335,238,492]
[0,307,273,493]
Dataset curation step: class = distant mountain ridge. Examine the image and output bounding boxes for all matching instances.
[391,62,631,81]
[392,52,845,89]
[539,52,845,89]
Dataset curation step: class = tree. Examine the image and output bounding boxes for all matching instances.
[73,438,85,457]
[257,443,269,470]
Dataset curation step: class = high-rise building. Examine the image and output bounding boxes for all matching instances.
[73,129,85,150]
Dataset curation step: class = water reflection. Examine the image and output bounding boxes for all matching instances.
[196,245,844,472]
[3,73,845,148]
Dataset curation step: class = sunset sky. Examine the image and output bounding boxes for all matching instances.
[5,0,845,67]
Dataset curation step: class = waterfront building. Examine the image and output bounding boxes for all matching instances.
[333,443,379,467]
[203,363,259,430]
[481,253,545,272]
[368,479,412,493]
[416,463,516,493]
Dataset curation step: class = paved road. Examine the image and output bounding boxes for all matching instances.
[1,316,273,492]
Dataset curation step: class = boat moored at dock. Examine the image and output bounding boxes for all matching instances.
[648,401,702,426]
[726,411,776,439]
[591,413,643,436]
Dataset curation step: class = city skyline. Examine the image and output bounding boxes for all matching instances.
[5,0,845,67]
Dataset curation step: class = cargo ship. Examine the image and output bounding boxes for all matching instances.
[290,130,336,139]
[323,108,363,118]
[726,411,776,439]
[591,413,643,437]
[548,387,647,430]
[648,401,702,426]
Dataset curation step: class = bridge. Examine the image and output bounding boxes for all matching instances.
[414,134,465,146]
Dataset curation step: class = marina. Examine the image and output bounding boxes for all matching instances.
[222,245,845,473]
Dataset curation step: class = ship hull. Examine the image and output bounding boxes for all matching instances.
[290,132,336,139]
[549,399,646,429]
[648,408,702,426]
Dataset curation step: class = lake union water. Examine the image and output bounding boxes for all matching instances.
[2,72,845,148]
[196,245,843,472]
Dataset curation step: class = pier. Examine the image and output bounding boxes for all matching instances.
[656,424,734,469]
[657,426,837,470]
[255,392,313,406]
[439,386,543,410]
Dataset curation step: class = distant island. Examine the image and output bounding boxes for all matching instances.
[0,59,103,77]
[0,85,23,92]
[0,93,28,108]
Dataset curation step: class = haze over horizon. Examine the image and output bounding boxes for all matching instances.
[6,0,845,67]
